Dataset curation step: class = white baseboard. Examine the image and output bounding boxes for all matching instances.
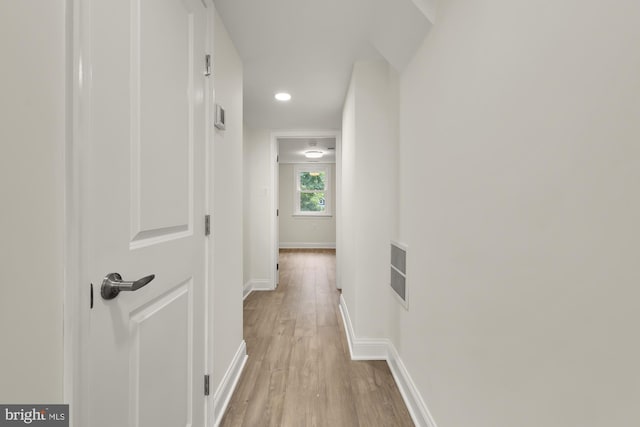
[338,295,388,360]
[213,340,248,427]
[251,279,274,290]
[339,295,437,427]
[387,344,438,427]
[243,281,252,300]
[279,242,336,249]
[243,279,275,300]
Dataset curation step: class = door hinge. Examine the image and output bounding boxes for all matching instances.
[277,155,279,163]
[277,263,279,271]
[205,215,211,236]
[90,283,94,309]
[204,54,212,77]
[277,209,279,217]
[204,374,210,396]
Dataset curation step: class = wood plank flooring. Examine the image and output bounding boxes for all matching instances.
[220,249,414,427]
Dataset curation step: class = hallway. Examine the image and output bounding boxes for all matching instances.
[221,249,413,426]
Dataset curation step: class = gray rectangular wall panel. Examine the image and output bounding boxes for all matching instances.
[391,244,406,274]
[390,267,406,301]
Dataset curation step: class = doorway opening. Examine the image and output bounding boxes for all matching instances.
[269,130,342,289]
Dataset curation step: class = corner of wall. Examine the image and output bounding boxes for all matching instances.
[212,341,248,427]
[338,295,388,360]
[338,295,437,427]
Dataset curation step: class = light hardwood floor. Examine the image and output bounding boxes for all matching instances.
[220,249,414,427]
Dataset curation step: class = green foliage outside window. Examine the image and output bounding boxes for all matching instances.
[300,192,326,212]
[299,172,325,191]
[299,171,326,212]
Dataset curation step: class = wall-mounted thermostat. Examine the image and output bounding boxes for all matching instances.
[214,104,225,130]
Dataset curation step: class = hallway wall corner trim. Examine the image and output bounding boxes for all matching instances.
[338,295,388,360]
[339,296,438,427]
[213,340,248,427]
[243,279,274,300]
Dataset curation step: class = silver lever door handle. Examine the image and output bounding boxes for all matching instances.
[101,272,155,300]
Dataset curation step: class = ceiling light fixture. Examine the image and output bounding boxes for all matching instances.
[275,92,291,101]
[304,150,323,159]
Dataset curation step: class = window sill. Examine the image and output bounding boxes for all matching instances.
[292,214,333,218]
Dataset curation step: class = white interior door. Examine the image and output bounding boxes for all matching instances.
[86,0,207,426]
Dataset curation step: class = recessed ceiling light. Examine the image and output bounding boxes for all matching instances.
[275,92,291,101]
[305,150,323,159]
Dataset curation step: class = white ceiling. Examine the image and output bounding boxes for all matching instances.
[278,137,336,164]
[213,0,434,130]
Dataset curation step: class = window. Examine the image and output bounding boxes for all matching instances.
[294,165,331,216]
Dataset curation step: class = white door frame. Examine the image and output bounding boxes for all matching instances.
[269,130,342,290]
[64,1,91,425]
[63,1,215,425]
[204,3,215,425]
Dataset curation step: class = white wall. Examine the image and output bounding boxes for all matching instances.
[243,124,251,284]
[278,163,336,247]
[391,1,640,426]
[211,9,244,394]
[339,61,398,338]
[339,82,356,303]
[242,127,273,288]
[0,0,66,403]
